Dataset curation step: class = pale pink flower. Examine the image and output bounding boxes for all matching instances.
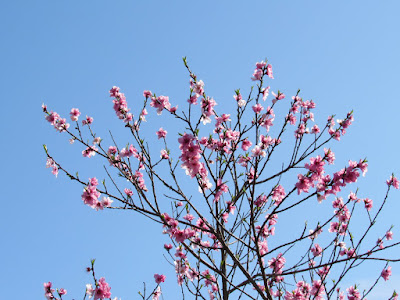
[241,139,252,151]
[271,185,286,206]
[82,115,93,126]
[143,90,152,98]
[101,197,113,208]
[152,286,161,300]
[311,244,323,257]
[311,124,320,134]
[386,231,393,240]
[70,108,81,121]
[58,288,67,295]
[156,128,167,139]
[160,149,169,159]
[346,286,361,300]
[252,103,264,114]
[93,137,101,145]
[140,108,148,121]
[262,86,270,101]
[266,64,274,79]
[86,284,94,297]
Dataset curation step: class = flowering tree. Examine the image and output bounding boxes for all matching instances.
[43,58,399,300]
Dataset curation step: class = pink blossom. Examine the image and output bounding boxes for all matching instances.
[381,266,392,281]
[364,198,373,211]
[44,282,55,300]
[101,196,113,208]
[109,86,120,97]
[164,244,173,250]
[188,95,198,105]
[46,158,59,177]
[58,288,67,296]
[386,231,393,240]
[286,113,296,125]
[160,149,169,159]
[70,108,81,121]
[183,214,194,222]
[82,115,93,126]
[255,61,267,69]
[266,64,274,79]
[251,68,263,81]
[251,145,266,158]
[268,253,286,275]
[124,188,133,197]
[324,148,335,164]
[387,175,400,189]
[226,201,236,215]
[193,80,204,96]
[150,95,171,115]
[241,139,252,151]
[94,277,112,299]
[271,91,285,104]
[81,178,101,209]
[93,137,101,145]
[271,185,286,206]
[86,284,94,297]
[143,90,152,98]
[154,274,166,284]
[311,244,323,257]
[311,280,325,298]
[200,96,217,124]
[140,108,148,121]
[262,86,270,101]
[346,286,361,300]
[234,92,246,107]
[311,124,320,134]
[252,103,264,114]
[156,128,167,139]
[152,286,161,300]
[295,174,312,195]
[82,145,98,158]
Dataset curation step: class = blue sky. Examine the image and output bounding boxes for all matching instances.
[1,1,400,299]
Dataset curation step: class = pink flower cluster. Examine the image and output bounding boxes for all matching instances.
[213,179,228,203]
[179,133,211,191]
[256,106,275,132]
[234,91,246,107]
[328,111,354,141]
[251,61,273,81]
[46,158,58,177]
[148,92,177,115]
[109,86,132,122]
[201,96,217,124]
[43,105,70,133]
[271,185,286,206]
[43,282,66,300]
[296,149,367,204]
[268,253,285,282]
[81,178,113,210]
[283,280,327,300]
[93,277,112,299]
[346,286,361,300]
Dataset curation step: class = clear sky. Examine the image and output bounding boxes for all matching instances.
[1,1,400,299]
